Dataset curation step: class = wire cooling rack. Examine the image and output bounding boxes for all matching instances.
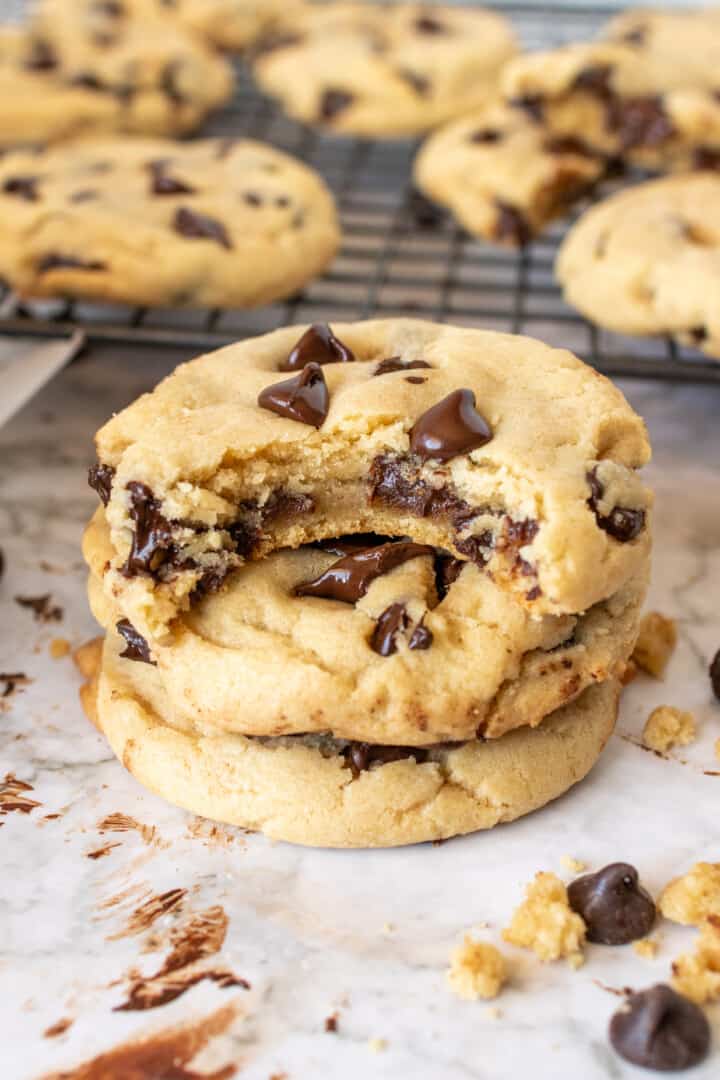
[1,1,718,384]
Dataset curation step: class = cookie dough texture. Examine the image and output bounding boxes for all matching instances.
[413,103,605,246]
[91,320,652,643]
[503,871,587,963]
[81,629,620,848]
[556,175,720,360]
[0,137,339,307]
[671,918,720,1005]
[660,864,720,927]
[84,508,645,745]
[251,2,517,137]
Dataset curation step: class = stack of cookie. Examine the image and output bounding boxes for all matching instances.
[80,319,652,847]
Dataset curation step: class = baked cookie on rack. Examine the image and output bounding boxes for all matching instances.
[79,627,620,848]
[158,0,298,52]
[556,173,720,361]
[413,103,607,246]
[86,319,652,643]
[251,2,517,137]
[0,137,339,307]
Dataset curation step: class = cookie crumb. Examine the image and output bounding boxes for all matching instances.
[671,916,720,1004]
[49,637,71,660]
[502,872,586,963]
[447,936,506,1001]
[560,855,587,874]
[368,1038,387,1053]
[659,862,720,926]
[642,706,695,752]
[633,937,660,959]
[632,612,677,677]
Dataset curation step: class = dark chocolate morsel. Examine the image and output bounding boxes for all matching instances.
[609,985,710,1071]
[410,388,493,462]
[573,64,613,100]
[283,323,355,371]
[408,620,433,650]
[345,741,429,775]
[24,38,57,71]
[122,481,173,576]
[2,176,39,201]
[116,619,155,665]
[435,554,463,600]
[710,649,720,701]
[296,541,433,603]
[258,362,329,428]
[374,356,432,376]
[568,863,655,945]
[408,187,446,228]
[88,463,115,506]
[693,147,720,171]
[147,159,195,196]
[37,253,107,273]
[370,602,409,656]
[414,15,446,33]
[173,206,232,249]
[587,468,645,542]
[319,88,354,122]
[509,94,544,123]
[470,128,503,144]
[493,201,532,246]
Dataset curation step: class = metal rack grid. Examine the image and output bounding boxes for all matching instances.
[1,2,719,383]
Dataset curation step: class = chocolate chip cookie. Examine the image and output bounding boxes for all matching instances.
[0,137,339,306]
[87,319,651,643]
[80,627,620,848]
[251,2,517,137]
[413,103,606,247]
[159,0,297,51]
[84,507,646,745]
[556,174,720,360]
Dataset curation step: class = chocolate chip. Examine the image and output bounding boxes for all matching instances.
[37,253,107,273]
[435,554,463,600]
[70,72,105,91]
[173,207,231,249]
[409,620,433,650]
[470,128,503,144]
[587,468,645,542]
[493,201,532,246]
[2,176,39,201]
[410,389,493,462]
[542,135,599,157]
[509,94,544,123]
[25,38,57,71]
[710,650,720,701]
[414,15,446,33]
[371,602,409,656]
[406,376,426,384]
[693,147,720,171]
[116,619,155,664]
[408,187,446,229]
[296,541,433,604]
[319,88,354,122]
[609,985,710,1071]
[258,362,329,428]
[690,326,708,343]
[608,96,674,151]
[122,482,173,576]
[374,357,432,376]
[573,64,613,100]
[147,160,195,196]
[620,26,647,47]
[92,0,125,14]
[345,742,428,775]
[283,323,355,371]
[88,463,115,506]
[568,863,656,945]
[242,191,263,206]
[397,69,429,95]
[369,453,474,521]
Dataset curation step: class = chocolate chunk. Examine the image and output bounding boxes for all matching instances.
[88,463,115,506]
[455,530,493,566]
[608,96,674,151]
[435,554,463,600]
[408,187,446,229]
[371,602,409,656]
[2,176,39,201]
[568,863,656,945]
[37,253,107,273]
[410,388,493,462]
[319,89,354,122]
[693,147,720,171]
[710,650,720,701]
[147,160,195,196]
[573,64,613,100]
[296,541,433,603]
[525,584,542,601]
[409,620,433,650]
[414,15,446,33]
[258,362,329,428]
[587,468,645,542]
[25,38,57,71]
[374,357,432,376]
[173,207,231,249]
[509,94,544,123]
[116,619,155,665]
[189,567,230,603]
[503,517,539,548]
[345,742,428,775]
[122,482,173,576]
[229,490,315,559]
[609,985,710,1071]
[470,128,503,144]
[406,376,426,384]
[397,69,429,95]
[690,326,707,343]
[493,201,532,246]
[369,453,471,520]
[283,323,355,371]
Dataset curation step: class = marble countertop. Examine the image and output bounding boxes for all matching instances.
[1,344,719,1080]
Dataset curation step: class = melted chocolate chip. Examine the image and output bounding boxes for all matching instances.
[410,389,493,462]
[435,553,463,599]
[173,207,231,249]
[371,602,409,656]
[493,201,531,246]
[369,453,471,519]
[229,491,314,559]
[409,620,433,650]
[345,742,429,776]
[408,188,446,229]
[587,468,645,542]
[116,619,155,664]
[319,88,354,122]
[25,38,57,71]
[296,541,433,603]
[147,160,195,196]
[283,323,355,371]
[710,650,720,701]
[315,534,392,557]
[414,15,446,33]
[37,253,106,273]
[608,96,674,151]
[406,376,426,384]
[88,463,115,506]
[2,176,39,201]
[258,362,329,428]
[398,69,429,95]
[122,482,173,576]
[568,863,655,945]
[374,357,432,376]
[609,985,710,1071]
[470,128,503,144]
[190,567,231,602]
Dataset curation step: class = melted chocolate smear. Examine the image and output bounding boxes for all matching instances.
[174,206,232,249]
[568,863,655,945]
[471,128,503,144]
[710,649,720,701]
[609,96,674,151]
[370,453,473,521]
[587,468,645,542]
[283,322,355,371]
[493,201,532,246]
[122,482,173,576]
[37,253,106,273]
[25,38,57,71]
[296,541,433,603]
[88,462,115,506]
[147,159,195,195]
[319,88,354,122]
[258,362,329,428]
[116,618,155,665]
[410,388,493,462]
[315,534,393,557]
[2,176,39,201]
[346,741,429,775]
[609,985,710,1071]
[14,594,62,622]
[374,356,432,376]
[371,602,409,656]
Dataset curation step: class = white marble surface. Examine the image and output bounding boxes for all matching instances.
[1,347,719,1080]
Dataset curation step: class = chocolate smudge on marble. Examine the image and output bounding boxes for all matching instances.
[97,811,157,844]
[44,1017,74,1038]
[86,842,122,860]
[107,887,188,940]
[1,672,31,698]
[14,593,63,622]
[0,773,41,816]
